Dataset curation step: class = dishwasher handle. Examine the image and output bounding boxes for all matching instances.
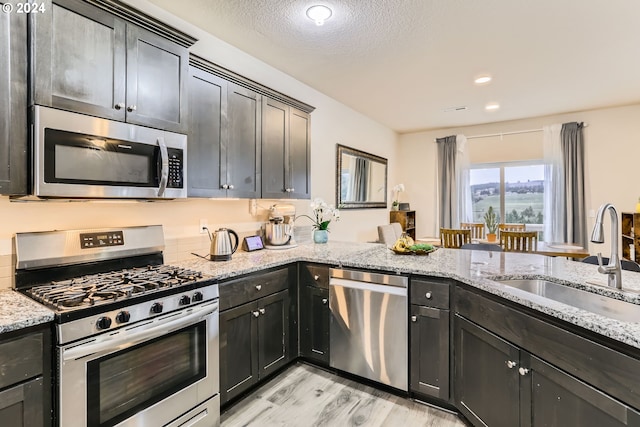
[329,277,407,297]
[329,268,408,288]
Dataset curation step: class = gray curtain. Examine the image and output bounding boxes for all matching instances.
[561,122,587,247]
[353,157,369,202]
[437,135,457,228]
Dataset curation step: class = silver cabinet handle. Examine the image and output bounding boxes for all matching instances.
[229,184,234,190]
[314,275,320,281]
[259,308,266,315]
[425,292,432,299]
[156,137,169,197]
[252,311,260,318]
[222,184,228,189]
[127,105,137,112]
[291,188,295,192]
[519,367,530,376]
[114,102,125,110]
[321,298,328,305]
[506,360,517,369]
[255,285,262,291]
[411,315,417,322]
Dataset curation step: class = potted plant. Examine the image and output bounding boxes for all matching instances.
[296,198,340,243]
[484,206,498,242]
[391,184,404,211]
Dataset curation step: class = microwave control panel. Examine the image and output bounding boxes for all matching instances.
[80,231,125,249]
[167,148,183,188]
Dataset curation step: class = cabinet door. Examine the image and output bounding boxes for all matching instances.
[225,83,261,198]
[257,290,290,378]
[525,354,640,427]
[410,305,449,400]
[32,0,127,121]
[187,67,227,197]
[0,1,27,195]
[125,24,188,133]
[300,286,330,365]
[0,377,45,427]
[288,108,311,199]
[261,97,289,199]
[455,315,520,427]
[219,301,259,404]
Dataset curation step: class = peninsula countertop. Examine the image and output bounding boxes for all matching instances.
[0,289,55,334]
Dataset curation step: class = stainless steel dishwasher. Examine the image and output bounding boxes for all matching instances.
[329,268,408,391]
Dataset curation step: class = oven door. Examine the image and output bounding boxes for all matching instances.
[58,300,219,427]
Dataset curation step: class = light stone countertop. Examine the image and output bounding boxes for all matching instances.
[3,240,640,352]
[0,289,55,334]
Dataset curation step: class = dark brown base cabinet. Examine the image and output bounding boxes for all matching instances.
[455,287,640,427]
[219,267,293,405]
[0,325,52,427]
[409,278,450,402]
[299,264,330,365]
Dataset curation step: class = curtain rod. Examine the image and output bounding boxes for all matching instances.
[433,123,588,141]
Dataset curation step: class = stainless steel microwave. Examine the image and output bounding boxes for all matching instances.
[32,106,187,199]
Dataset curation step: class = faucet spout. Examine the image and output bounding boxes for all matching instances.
[590,203,622,289]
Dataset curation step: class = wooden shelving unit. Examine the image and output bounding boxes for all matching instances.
[621,212,640,262]
[390,210,416,240]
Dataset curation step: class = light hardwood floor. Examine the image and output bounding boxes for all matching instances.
[221,363,466,427]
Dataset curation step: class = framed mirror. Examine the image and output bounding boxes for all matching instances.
[336,144,388,209]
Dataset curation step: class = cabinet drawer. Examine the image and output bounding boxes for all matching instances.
[220,267,290,311]
[410,278,450,309]
[0,331,44,390]
[299,263,329,289]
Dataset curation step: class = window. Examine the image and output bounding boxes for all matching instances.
[470,161,545,239]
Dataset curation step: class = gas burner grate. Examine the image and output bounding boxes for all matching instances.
[27,265,205,311]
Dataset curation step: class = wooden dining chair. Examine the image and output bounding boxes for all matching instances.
[500,230,538,252]
[440,228,471,248]
[460,222,485,240]
[498,223,526,237]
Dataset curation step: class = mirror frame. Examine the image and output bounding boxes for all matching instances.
[336,144,388,209]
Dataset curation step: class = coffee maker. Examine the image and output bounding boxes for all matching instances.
[263,204,297,249]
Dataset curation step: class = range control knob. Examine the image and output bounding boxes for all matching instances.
[116,311,131,324]
[150,302,164,314]
[179,295,191,306]
[96,316,112,330]
[192,291,204,302]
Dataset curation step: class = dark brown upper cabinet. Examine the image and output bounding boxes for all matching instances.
[262,97,311,199]
[30,0,194,133]
[0,1,28,195]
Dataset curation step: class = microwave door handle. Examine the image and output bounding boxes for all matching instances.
[157,137,169,197]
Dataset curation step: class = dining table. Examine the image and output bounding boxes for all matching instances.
[417,237,590,259]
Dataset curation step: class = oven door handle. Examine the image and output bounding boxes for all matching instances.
[63,302,218,361]
[157,136,169,197]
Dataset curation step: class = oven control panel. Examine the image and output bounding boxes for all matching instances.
[80,231,124,249]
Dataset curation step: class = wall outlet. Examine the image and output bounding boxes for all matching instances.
[249,199,258,216]
[199,219,208,234]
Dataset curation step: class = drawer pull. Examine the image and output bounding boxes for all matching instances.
[506,360,517,369]
[425,292,432,299]
[322,298,328,305]
[256,285,262,291]
[411,315,417,322]
[252,311,260,318]
[519,367,530,376]
[259,308,266,315]
[314,275,320,281]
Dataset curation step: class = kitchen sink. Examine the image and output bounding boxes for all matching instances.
[495,279,640,323]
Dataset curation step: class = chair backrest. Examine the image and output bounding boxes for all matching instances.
[460,222,485,239]
[581,256,640,272]
[440,228,471,248]
[378,222,404,245]
[500,230,538,252]
[460,243,503,252]
[498,223,526,237]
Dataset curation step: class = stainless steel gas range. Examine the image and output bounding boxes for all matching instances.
[14,225,219,427]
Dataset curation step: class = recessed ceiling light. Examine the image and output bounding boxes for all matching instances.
[485,103,500,111]
[474,75,492,85]
[306,5,333,26]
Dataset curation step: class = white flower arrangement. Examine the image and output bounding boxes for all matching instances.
[392,183,405,207]
[297,198,340,231]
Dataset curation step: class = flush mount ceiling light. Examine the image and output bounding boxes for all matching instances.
[306,5,333,26]
[474,75,492,85]
[485,103,500,111]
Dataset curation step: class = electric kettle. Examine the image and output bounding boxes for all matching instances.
[209,228,239,261]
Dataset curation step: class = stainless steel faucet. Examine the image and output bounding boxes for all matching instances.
[590,203,622,289]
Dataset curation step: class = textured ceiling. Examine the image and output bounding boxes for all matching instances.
[145,0,640,133]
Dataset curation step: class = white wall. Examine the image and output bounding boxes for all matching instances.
[398,103,640,257]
